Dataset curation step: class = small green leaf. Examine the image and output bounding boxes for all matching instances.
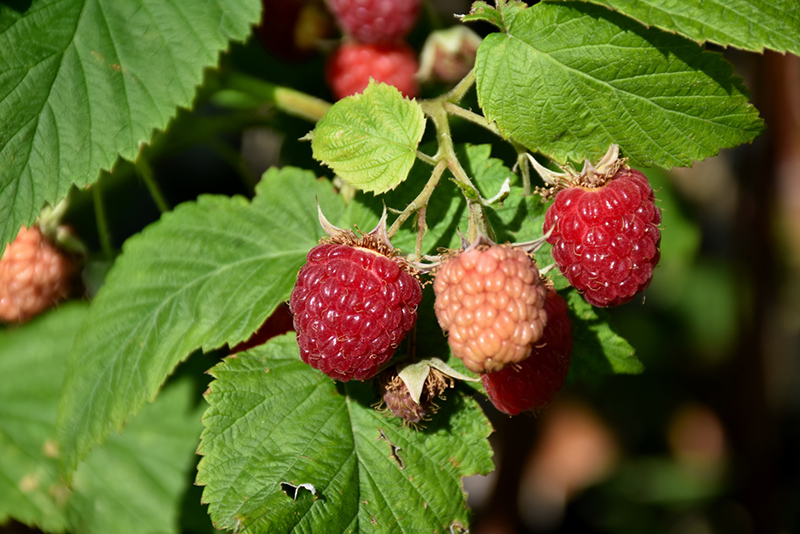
[197,334,494,534]
[459,0,528,30]
[575,0,800,55]
[311,81,426,194]
[0,0,262,250]
[475,1,764,168]
[56,167,345,477]
[565,289,644,382]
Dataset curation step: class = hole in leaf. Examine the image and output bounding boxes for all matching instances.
[379,429,405,469]
[280,482,317,501]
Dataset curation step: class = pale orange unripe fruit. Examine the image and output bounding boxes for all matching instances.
[0,226,74,322]
[433,245,547,373]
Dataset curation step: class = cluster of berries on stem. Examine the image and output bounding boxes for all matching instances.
[287,144,661,421]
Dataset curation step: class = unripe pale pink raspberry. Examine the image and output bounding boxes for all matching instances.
[482,288,572,415]
[433,245,547,374]
[290,241,422,382]
[544,168,661,307]
[0,226,74,322]
[326,0,420,44]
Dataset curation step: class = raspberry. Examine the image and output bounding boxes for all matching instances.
[289,240,422,382]
[326,0,420,44]
[0,225,74,322]
[544,167,661,307]
[482,288,573,415]
[433,244,548,374]
[326,42,419,100]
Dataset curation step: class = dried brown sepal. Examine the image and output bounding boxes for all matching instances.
[377,367,455,428]
[317,202,421,278]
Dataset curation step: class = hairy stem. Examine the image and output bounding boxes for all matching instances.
[387,159,448,245]
[442,101,503,139]
[443,68,476,104]
[422,101,490,242]
[516,147,532,196]
[415,206,428,261]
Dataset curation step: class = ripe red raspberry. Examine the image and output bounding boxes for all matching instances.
[289,240,422,382]
[326,42,419,100]
[0,225,74,323]
[482,288,573,415]
[433,244,548,374]
[544,167,661,307]
[326,0,420,44]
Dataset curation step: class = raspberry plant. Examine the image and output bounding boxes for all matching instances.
[0,1,795,533]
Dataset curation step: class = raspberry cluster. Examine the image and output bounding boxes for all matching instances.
[544,168,661,307]
[324,0,420,99]
[433,245,548,374]
[482,288,573,415]
[290,240,422,382]
[0,225,74,322]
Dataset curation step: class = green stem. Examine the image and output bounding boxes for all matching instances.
[416,150,438,166]
[223,72,331,123]
[442,68,476,104]
[387,158,447,245]
[442,101,503,139]
[516,147,532,196]
[415,206,428,260]
[134,158,170,214]
[93,174,114,260]
[422,101,490,242]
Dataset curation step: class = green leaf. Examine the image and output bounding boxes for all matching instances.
[0,0,261,249]
[310,81,426,194]
[565,288,644,382]
[459,0,528,30]
[56,167,346,477]
[69,379,204,534]
[574,0,800,55]
[0,304,86,532]
[0,303,202,534]
[475,1,764,169]
[197,334,494,534]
